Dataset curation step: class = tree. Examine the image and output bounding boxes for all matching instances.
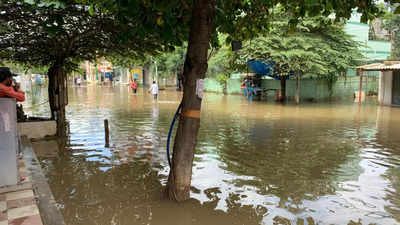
[0,0,167,135]
[76,0,399,201]
[382,3,400,58]
[151,45,186,83]
[236,15,363,102]
[106,53,149,85]
[206,36,240,94]
[108,45,186,86]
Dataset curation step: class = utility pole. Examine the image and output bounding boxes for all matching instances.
[155,60,158,82]
[151,56,158,83]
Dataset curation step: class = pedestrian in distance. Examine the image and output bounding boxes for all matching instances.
[177,72,183,91]
[148,80,158,100]
[130,78,138,94]
[241,78,248,97]
[247,80,255,101]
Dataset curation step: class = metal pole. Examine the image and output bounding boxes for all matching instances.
[359,69,363,104]
[155,61,158,82]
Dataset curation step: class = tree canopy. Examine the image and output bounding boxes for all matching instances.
[0,0,178,132]
[236,15,363,79]
[382,3,400,58]
[84,0,398,47]
[150,45,186,79]
[0,0,168,70]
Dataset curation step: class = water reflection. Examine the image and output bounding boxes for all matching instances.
[29,86,400,225]
[376,107,400,222]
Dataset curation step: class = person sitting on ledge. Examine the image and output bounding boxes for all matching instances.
[0,67,25,102]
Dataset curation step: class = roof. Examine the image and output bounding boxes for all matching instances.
[358,61,400,71]
[240,73,256,77]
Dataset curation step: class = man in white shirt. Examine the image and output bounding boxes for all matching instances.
[148,81,159,100]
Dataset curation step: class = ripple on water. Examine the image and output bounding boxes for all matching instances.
[27,87,400,225]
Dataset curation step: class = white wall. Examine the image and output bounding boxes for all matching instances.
[379,71,393,106]
[0,98,19,187]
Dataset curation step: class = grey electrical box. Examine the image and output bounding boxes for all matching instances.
[0,98,19,187]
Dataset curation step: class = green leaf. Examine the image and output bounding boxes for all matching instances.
[89,6,94,15]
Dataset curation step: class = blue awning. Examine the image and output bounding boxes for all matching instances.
[247,59,293,80]
[247,60,275,76]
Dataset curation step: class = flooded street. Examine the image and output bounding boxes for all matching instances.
[29,86,400,225]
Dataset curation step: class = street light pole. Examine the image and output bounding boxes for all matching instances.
[150,56,158,82]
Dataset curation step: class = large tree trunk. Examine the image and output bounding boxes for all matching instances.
[167,0,215,202]
[295,73,300,104]
[279,77,286,102]
[223,81,227,95]
[48,65,68,136]
[143,64,151,88]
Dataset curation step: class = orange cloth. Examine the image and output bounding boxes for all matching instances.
[0,83,25,102]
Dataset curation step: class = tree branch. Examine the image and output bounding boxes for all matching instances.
[180,0,191,11]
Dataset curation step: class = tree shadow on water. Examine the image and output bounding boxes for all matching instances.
[39,149,268,225]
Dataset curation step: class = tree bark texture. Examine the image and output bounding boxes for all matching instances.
[167,0,215,202]
[223,82,227,95]
[48,65,68,136]
[295,74,300,104]
[279,77,286,102]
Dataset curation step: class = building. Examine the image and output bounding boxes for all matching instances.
[82,59,113,83]
[345,14,391,62]
[205,15,392,99]
[358,61,400,106]
[82,60,147,86]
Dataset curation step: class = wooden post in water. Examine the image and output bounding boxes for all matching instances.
[104,119,110,147]
[279,77,286,102]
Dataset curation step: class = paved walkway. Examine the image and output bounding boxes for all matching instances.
[0,158,43,225]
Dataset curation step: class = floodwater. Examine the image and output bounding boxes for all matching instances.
[27,85,400,225]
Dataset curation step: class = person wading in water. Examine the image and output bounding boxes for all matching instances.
[130,79,138,94]
[148,81,158,100]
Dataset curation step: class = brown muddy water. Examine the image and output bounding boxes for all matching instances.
[26,86,400,225]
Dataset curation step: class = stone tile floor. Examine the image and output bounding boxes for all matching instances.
[0,157,43,225]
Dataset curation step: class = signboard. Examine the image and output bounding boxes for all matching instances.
[130,67,143,82]
[196,79,204,99]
